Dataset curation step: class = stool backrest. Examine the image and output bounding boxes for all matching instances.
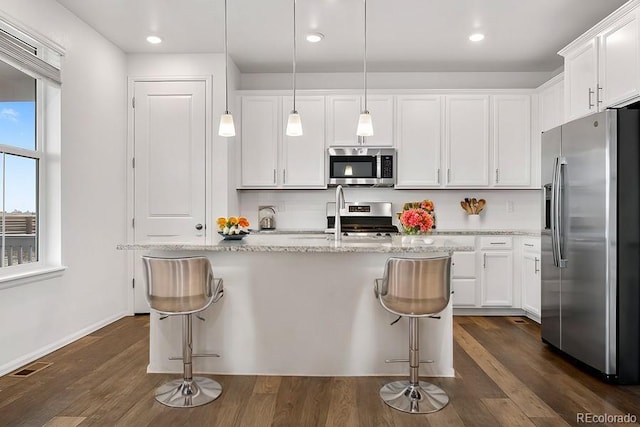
[142,256,214,314]
[379,255,451,316]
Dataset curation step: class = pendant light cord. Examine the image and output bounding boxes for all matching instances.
[363,0,367,112]
[292,0,297,112]
[224,0,229,114]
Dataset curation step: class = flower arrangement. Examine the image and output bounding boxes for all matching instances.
[398,200,435,234]
[217,216,250,235]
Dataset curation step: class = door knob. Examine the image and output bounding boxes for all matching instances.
[195,223,203,230]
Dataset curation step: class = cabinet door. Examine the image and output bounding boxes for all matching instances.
[539,78,564,132]
[281,96,326,188]
[564,39,598,122]
[480,251,513,306]
[445,95,489,187]
[522,252,541,318]
[395,95,443,187]
[326,95,360,147]
[599,9,640,108]
[241,96,279,187]
[452,279,477,307]
[492,95,531,187]
[363,95,394,146]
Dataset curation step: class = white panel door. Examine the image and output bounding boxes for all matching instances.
[133,79,208,312]
[522,252,541,317]
[326,95,360,146]
[281,96,326,187]
[395,95,443,187]
[599,9,640,108]
[540,79,564,132]
[363,95,394,146]
[445,95,489,187]
[241,96,279,187]
[492,95,531,187]
[564,39,598,122]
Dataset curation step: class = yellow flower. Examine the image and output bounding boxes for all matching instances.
[216,217,227,229]
[228,216,239,226]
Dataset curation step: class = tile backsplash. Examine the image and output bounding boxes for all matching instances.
[238,188,541,231]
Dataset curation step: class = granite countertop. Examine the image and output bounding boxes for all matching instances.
[251,229,540,237]
[118,233,474,253]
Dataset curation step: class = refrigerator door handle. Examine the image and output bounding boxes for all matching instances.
[550,157,560,267]
[556,157,568,268]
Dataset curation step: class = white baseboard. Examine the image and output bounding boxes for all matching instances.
[0,311,130,376]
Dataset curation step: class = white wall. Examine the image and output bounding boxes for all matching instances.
[127,54,240,219]
[239,188,541,232]
[0,0,128,375]
[241,71,559,90]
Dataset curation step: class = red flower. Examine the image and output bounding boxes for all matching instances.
[400,208,434,234]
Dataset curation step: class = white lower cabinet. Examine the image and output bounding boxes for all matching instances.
[451,251,476,307]
[521,239,541,321]
[480,237,514,307]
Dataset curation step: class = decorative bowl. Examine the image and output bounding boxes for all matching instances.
[218,231,249,240]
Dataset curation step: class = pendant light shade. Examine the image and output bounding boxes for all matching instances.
[356,112,373,136]
[285,0,303,137]
[356,0,373,138]
[218,0,235,137]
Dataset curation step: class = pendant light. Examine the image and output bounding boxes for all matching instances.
[286,0,303,136]
[356,0,373,137]
[218,0,235,137]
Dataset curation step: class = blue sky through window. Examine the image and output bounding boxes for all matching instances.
[0,101,36,213]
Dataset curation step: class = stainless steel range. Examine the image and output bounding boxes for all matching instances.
[326,201,399,237]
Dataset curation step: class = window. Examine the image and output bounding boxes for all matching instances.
[0,19,62,280]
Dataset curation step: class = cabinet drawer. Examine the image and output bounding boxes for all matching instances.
[479,236,513,249]
[452,252,476,278]
[522,238,540,252]
[452,279,476,307]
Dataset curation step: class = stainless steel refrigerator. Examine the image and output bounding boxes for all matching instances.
[541,108,640,384]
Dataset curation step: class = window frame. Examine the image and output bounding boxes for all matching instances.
[0,16,64,288]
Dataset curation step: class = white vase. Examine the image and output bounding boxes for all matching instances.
[467,214,480,229]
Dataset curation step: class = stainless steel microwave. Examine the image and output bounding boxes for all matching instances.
[327,147,395,187]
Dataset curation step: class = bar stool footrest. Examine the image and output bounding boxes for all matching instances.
[379,380,449,414]
[155,377,222,408]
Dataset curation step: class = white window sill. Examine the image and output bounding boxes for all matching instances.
[0,265,67,290]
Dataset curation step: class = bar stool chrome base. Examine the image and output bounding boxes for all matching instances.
[380,380,449,414]
[155,377,222,408]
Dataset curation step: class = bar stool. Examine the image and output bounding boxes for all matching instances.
[374,255,452,414]
[142,255,224,408]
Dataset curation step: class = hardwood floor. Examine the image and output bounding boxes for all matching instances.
[1,315,638,426]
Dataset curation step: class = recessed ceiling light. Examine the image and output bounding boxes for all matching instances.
[469,33,485,42]
[306,33,324,43]
[146,35,162,44]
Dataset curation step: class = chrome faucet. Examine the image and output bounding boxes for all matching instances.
[335,184,345,242]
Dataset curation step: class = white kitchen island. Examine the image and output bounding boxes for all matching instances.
[119,234,473,377]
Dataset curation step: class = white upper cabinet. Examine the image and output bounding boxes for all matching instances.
[326,95,361,146]
[445,95,490,187]
[598,8,640,107]
[363,95,394,147]
[491,95,531,187]
[326,94,394,147]
[539,75,564,132]
[240,96,280,187]
[281,96,326,188]
[561,4,640,122]
[395,95,443,187]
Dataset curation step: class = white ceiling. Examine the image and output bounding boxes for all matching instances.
[55,0,628,73]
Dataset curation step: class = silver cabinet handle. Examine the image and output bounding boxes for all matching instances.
[495,168,499,183]
[534,257,540,274]
[588,88,595,109]
[597,85,603,105]
[447,169,451,183]
[273,169,276,184]
[490,242,506,245]
[437,168,440,184]
[524,243,534,247]
[483,253,487,268]
[283,169,286,184]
